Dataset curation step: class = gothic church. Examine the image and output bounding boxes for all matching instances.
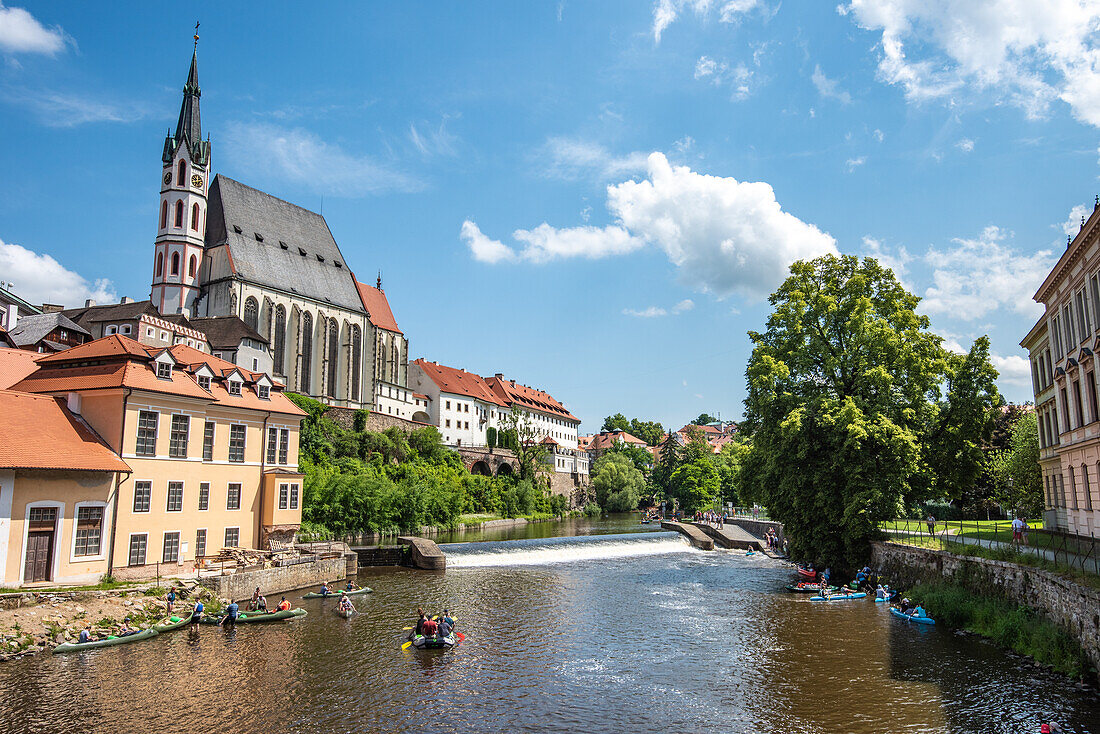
[151,48,419,418]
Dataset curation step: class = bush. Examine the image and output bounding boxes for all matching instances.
[583,502,602,517]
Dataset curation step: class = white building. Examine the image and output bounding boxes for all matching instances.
[409,360,507,446]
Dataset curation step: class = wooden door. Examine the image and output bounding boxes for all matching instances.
[24,531,53,583]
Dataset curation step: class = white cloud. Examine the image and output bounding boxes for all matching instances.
[623,306,668,318]
[1061,203,1090,237]
[955,138,975,152]
[0,3,68,55]
[538,137,649,181]
[0,237,116,307]
[224,122,421,197]
[652,0,762,42]
[408,118,458,158]
[3,88,153,127]
[862,235,913,282]
[991,353,1033,388]
[873,128,885,141]
[673,135,695,155]
[694,56,755,100]
[922,226,1055,321]
[843,0,1100,126]
[846,156,866,171]
[460,220,516,264]
[812,64,853,104]
[673,298,695,313]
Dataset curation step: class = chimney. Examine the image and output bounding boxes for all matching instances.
[66,392,82,415]
[5,304,16,330]
[120,296,134,305]
[85,299,96,308]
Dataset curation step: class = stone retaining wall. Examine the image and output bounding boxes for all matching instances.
[729,518,786,545]
[198,556,348,602]
[871,541,1100,676]
[325,406,424,433]
[355,546,408,566]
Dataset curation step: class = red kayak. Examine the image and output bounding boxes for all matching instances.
[797,568,817,580]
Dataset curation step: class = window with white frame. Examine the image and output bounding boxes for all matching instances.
[198,482,209,511]
[169,414,189,458]
[157,361,173,380]
[228,425,246,462]
[227,483,241,510]
[167,481,184,512]
[133,481,151,513]
[128,534,148,566]
[162,532,180,563]
[74,506,103,556]
[290,484,299,510]
[195,529,207,558]
[278,429,289,465]
[136,411,158,456]
[224,527,240,548]
[258,384,270,400]
[228,380,242,396]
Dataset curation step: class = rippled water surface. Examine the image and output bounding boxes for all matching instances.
[0,523,1097,734]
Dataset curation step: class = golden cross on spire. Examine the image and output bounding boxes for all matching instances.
[193,21,200,49]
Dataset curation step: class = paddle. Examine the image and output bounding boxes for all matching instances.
[401,640,414,650]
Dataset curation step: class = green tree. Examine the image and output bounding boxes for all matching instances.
[486,426,497,448]
[713,436,750,505]
[592,453,645,512]
[498,405,549,481]
[627,418,665,446]
[669,457,720,513]
[601,413,630,432]
[693,413,717,426]
[607,441,655,474]
[650,435,682,501]
[990,411,1043,517]
[741,254,999,570]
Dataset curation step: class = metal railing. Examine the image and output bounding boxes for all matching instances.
[884,519,1100,576]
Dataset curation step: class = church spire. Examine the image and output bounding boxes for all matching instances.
[163,25,210,167]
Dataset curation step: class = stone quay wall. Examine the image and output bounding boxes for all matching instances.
[199,556,348,602]
[871,541,1100,675]
[326,406,424,433]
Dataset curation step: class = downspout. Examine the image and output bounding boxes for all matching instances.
[107,388,132,577]
[258,411,271,549]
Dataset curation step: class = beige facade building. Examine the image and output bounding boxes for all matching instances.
[1024,203,1100,538]
[5,334,305,583]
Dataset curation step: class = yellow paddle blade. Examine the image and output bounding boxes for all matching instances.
[402,626,414,631]
[401,640,413,650]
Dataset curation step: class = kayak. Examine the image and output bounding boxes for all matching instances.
[200,608,308,624]
[796,568,817,580]
[302,587,373,599]
[153,615,190,632]
[408,632,459,650]
[890,607,935,625]
[53,628,158,654]
[334,607,356,619]
[785,584,840,593]
[809,592,867,601]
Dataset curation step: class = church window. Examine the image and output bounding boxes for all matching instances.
[174,200,184,228]
[177,159,187,186]
[243,297,258,331]
[300,312,313,394]
[160,201,168,229]
[273,306,286,375]
[155,252,163,278]
[171,252,180,276]
[350,326,361,402]
[192,203,200,231]
[326,320,339,398]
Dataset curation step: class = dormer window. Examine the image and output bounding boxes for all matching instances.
[157,362,173,380]
[198,375,211,391]
[233,225,243,234]
[254,232,264,242]
[228,380,242,396]
[258,385,270,400]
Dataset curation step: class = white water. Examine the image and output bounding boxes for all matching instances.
[443,532,697,568]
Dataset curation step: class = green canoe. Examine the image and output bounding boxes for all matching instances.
[53,628,159,654]
[302,587,373,599]
[153,615,191,632]
[199,608,308,624]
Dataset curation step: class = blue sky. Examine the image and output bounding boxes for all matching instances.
[2,1,1099,431]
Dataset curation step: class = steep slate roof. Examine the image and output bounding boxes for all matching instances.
[413,359,506,405]
[205,175,365,313]
[62,299,160,326]
[189,316,268,349]
[0,390,130,472]
[8,312,90,347]
[356,280,402,334]
[0,348,44,389]
[484,375,578,422]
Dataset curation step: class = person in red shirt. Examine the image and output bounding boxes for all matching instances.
[421,617,438,637]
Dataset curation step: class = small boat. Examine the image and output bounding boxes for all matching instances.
[809,592,867,601]
[408,632,459,650]
[890,607,935,625]
[334,607,357,619]
[784,583,839,593]
[153,615,191,632]
[796,568,817,580]
[199,608,308,624]
[53,628,158,654]
[302,587,373,599]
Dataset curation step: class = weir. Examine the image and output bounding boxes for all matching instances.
[442,531,697,568]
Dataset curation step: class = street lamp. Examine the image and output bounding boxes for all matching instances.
[1007,476,1014,519]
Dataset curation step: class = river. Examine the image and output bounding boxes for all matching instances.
[0,516,1096,733]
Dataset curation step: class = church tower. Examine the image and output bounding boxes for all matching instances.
[151,36,211,316]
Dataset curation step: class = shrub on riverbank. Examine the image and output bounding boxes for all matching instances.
[909,581,1093,679]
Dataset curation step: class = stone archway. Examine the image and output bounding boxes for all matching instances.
[496,462,514,477]
[471,460,492,476]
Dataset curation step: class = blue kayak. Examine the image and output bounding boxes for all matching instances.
[809,592,866,601]
[890,607,935,625]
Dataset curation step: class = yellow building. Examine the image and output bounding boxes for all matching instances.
[0,390,130,586]
[9,335,305,581]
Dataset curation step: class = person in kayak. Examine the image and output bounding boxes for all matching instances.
[875,585,887,600]
[249,587,262,611]
[338,592,354,614]
[414,608,427,636]
[255,594,267,611]
[319,582,331,597]
[421,616,438,638]
[79,624,96,643]
[189,599,205,631]
[438,616,452,637]
[822,567,832,583]
[908,604,926,619]
[115,618,138,637]
[898,598,911,614]
[220,600,240,627]
[277,596,292,611]
[441,609,455,630]
[345,581,359,592]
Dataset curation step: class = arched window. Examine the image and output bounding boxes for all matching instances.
[174,200,184,228]
[326,320,339,398]
[243,297,258,330]
[191,203,200,231]
[300,312,313,393]
[170,251,180,276]
[155,252,163,278]
[350,325,361,402]
[177,159,187,185]
[273,305,286,375]
[188,254,196,278]
[160,201,168,229]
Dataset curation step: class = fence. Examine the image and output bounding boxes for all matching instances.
[728,506,771,521]
[884,519,1100,576]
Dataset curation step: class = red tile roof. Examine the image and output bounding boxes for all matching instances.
[35,334,151,363]
[678,423,723,435]
[413,359,506,405]
[0,348,44,390]
[484,375,578,422]
[356,280,402,334]
[0,390,129,472]
[540,435,559,445]
[586,430,647,451]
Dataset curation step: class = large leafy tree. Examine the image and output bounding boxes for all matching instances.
[693,413,717,426]
[990,411,1043,518]
[498,406,550,482]
[713,436,750,505]
[607,441,655,474]
[741,255,999,570]
[592,453,645,512]
[601,413,665,446]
